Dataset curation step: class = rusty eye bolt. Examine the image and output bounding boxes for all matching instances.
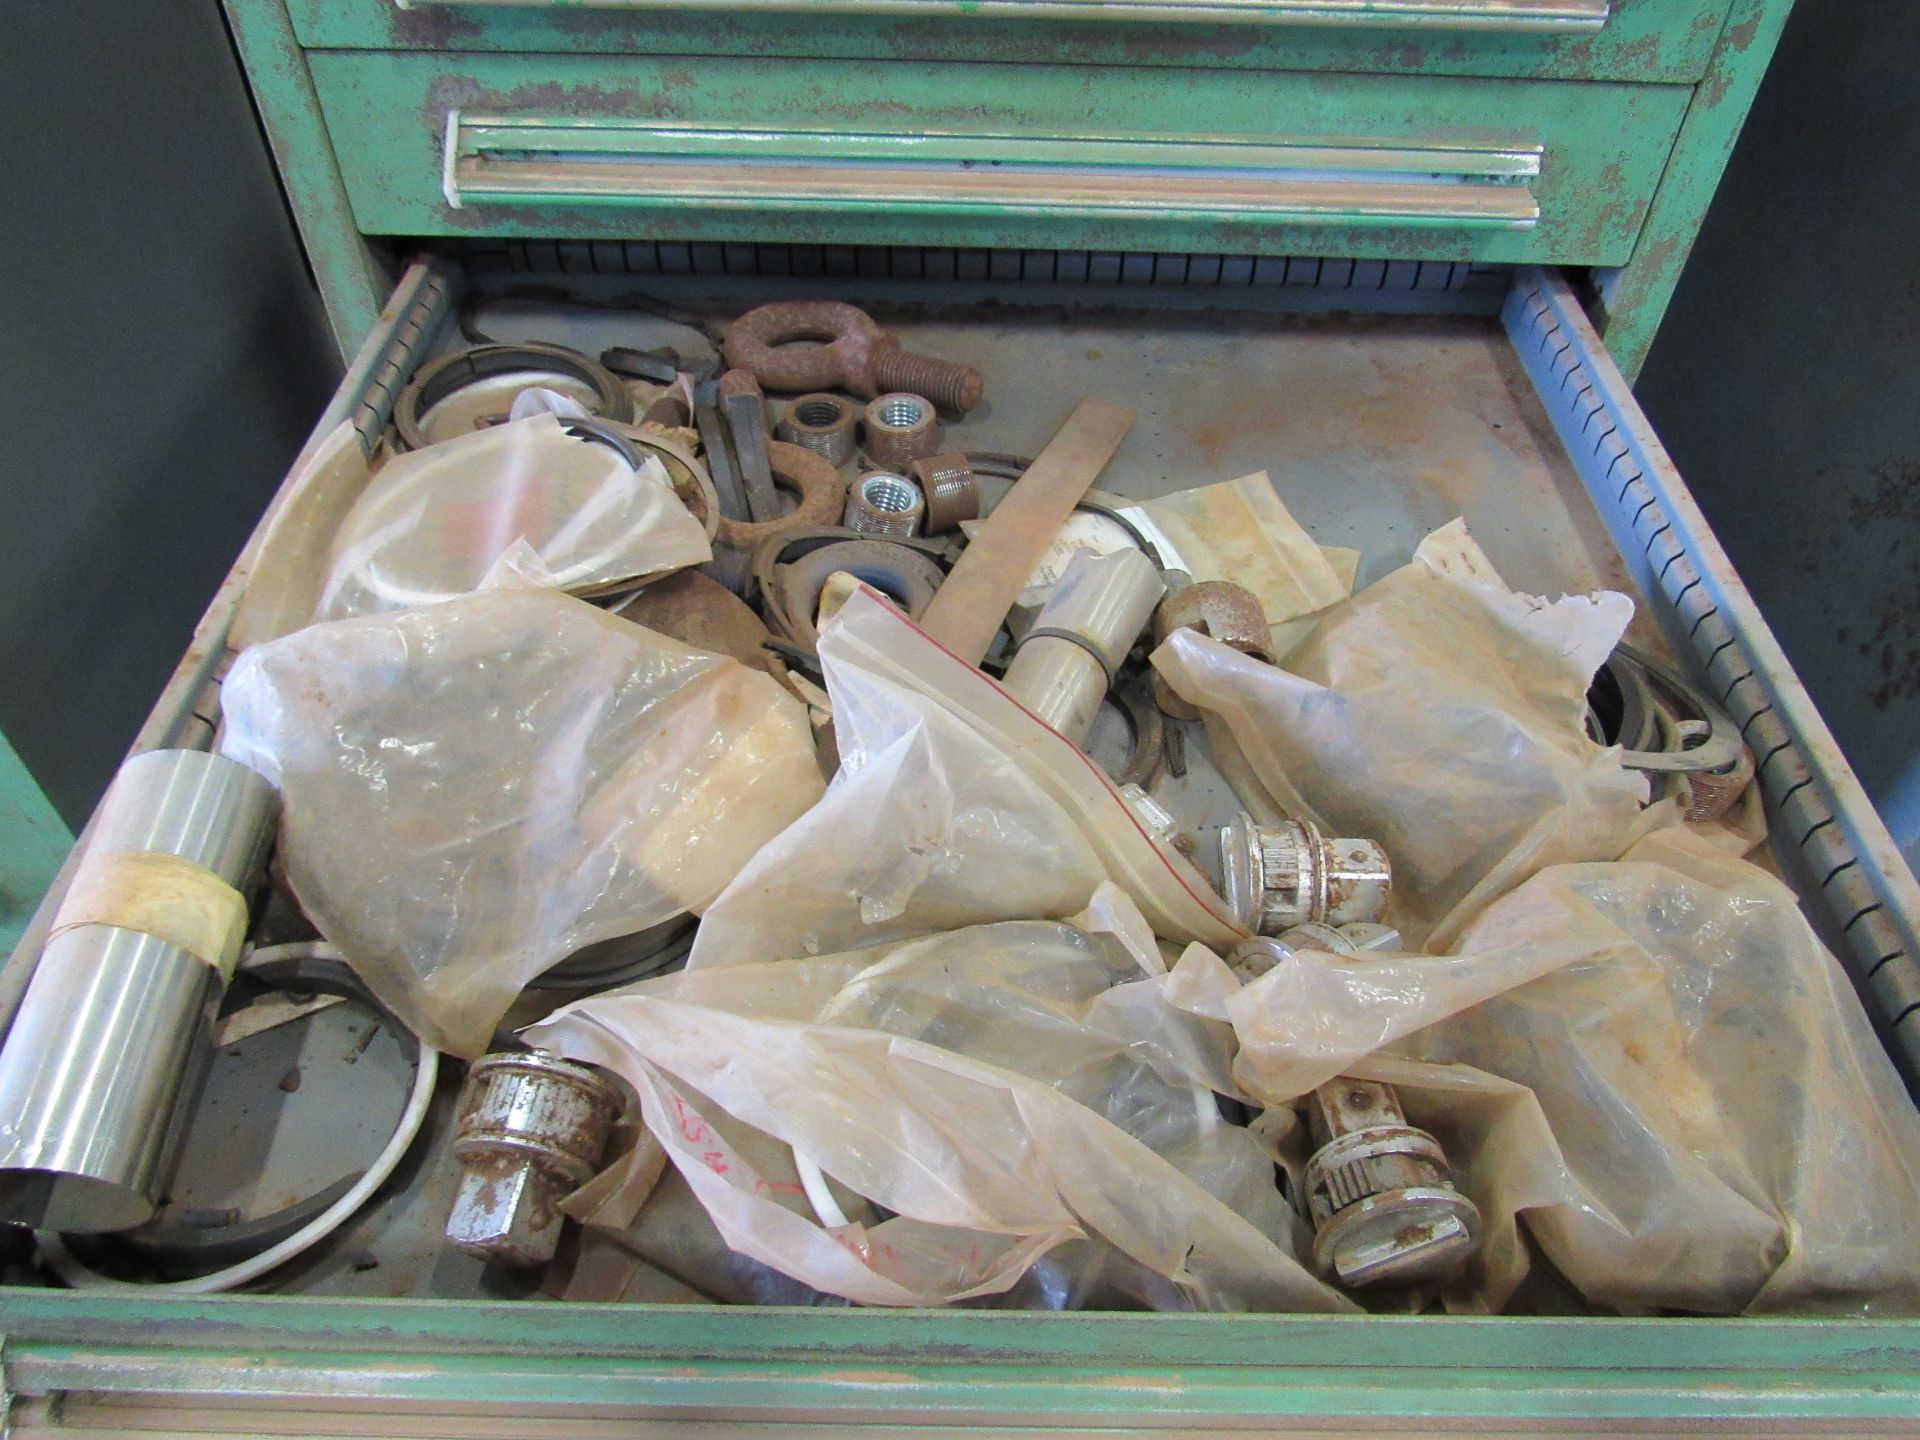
[721,301,984,415]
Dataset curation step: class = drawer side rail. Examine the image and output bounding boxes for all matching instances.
[1505,266,1920,1078]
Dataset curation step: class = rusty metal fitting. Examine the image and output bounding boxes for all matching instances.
[910,452,980,534]
[721,300,983,414]
[844,471,926,538]
[1303,1078,1480,1290]
[1685,741,1757,823]
[775,393,859,467]
[1151,581,1272,721]
[713,440,849,552]
[1218,812,1391,936]
[446,1050,622,1269]
[862,393,942,470]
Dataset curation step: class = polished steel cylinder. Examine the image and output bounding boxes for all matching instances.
[1002,548,1165,746]
[0,926,221,1231]
[0,748,276,1232]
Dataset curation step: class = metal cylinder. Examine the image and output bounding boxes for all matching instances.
[844,470,926,537]
[447,1051,622,1268]
[0,749,276,1232]
[0,927,222,1231]
[775,392,859,467]
[862,392,941,469]
[1001,548,1165,746]
[1303,1077,1480,1289]
[1218,812,1391,936]
[910,452,980,534]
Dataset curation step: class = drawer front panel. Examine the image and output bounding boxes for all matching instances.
[286,0,1736,84]
[309,53,1688,264]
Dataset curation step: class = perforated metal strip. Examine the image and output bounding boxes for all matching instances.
[1504,267,1920,1077]
[456,238,1510,295]
[344,263,461,456]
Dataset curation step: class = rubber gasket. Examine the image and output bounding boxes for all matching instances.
[394,342,635,451]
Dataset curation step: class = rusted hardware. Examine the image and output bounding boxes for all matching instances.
[641,391,692,428]
[446,1050,622,1269]
[862,393,942,470]
[1001,548,1166,748]
[1218,812,1390,936]
[393,342,634,452]
[844,471,926,538]
[910,453,981,534]
[754,528,951,651]
[718,370,782,523]
[1685,741,1757,822]
[775,393,860,467]
[714,441,849,553]
[1303,1077,1480,1291]
[609,570,779,675]
[1151,581,1273,720]
[722,301,984,415]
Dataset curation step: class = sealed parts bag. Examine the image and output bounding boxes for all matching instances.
[689,585,1243,969]
[531,892,1349,1312]
[1153,519,1656,949]
[220,587,823,1056]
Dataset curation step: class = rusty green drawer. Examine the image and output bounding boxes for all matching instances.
[307,52,1689,264]
[289,0,1737,83]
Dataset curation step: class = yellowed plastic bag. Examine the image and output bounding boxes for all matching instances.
[1153,519,1654,948]
[530,892,1349,1312]
[219,587,824,1056]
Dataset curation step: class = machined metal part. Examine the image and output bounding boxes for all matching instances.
[718,369,782,523]
[911,452,981,534]
[1218,812,1391,935]
[446,1051,623,1269]
[844,470,926,538]
[1151,580,1273,720]
[1001,548,1165,747]
[775,392,860,467]
[393,342,634,451]
[862,393,942,470]
[713,440,849,553]
[755,528,952,651]
[599,345,681,385]
[1685,740,1758,822]
[722,300,983,414]
[0,750,277,1233]
[1303,1077,1481,1290]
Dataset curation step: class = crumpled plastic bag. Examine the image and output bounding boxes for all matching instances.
[529,891,1349,1312]
[316,412,710,622]
[219,586,824,1056]
[1153,519,1655,949]
[1401,829,1920,1315]
[688,585,1242,969]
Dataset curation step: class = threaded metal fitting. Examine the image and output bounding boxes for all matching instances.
[862,392,941,470]
[910,452,980,534]
[1218,812,1391,936]
[844,470,926,537]
[775,392,859,467]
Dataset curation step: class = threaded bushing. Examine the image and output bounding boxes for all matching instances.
[775,392,859,467]
[863,393,941,470]
[845,471,925,537]
[910,452,980,534]
[872,344,984,416]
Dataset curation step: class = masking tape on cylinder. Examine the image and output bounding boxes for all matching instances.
[50,851,249,980]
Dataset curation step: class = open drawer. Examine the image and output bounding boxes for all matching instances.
[2,251,1918,1432]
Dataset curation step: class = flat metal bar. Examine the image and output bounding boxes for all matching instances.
[1503,267,1920,1074]
[402,0,1612,32]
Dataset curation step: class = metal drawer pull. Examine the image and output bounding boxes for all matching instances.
[397,0,1610,33]
[442,117,1543,230]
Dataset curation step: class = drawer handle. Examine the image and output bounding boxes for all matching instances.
[441,116,1543,231]
[397,0,1610,33]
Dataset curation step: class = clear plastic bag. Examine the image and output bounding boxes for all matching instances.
[1397,830,1920,1315]
[218,587,824,1057]
[1152,520,1655,949]
[315,413,710,622]
[529,892,1349,1312]
[688,585,1243,970]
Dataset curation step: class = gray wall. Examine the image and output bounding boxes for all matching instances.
[1638,0,1920,870]
[0,0,340,826]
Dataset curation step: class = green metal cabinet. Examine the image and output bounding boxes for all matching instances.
[15,4,1917,1434]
